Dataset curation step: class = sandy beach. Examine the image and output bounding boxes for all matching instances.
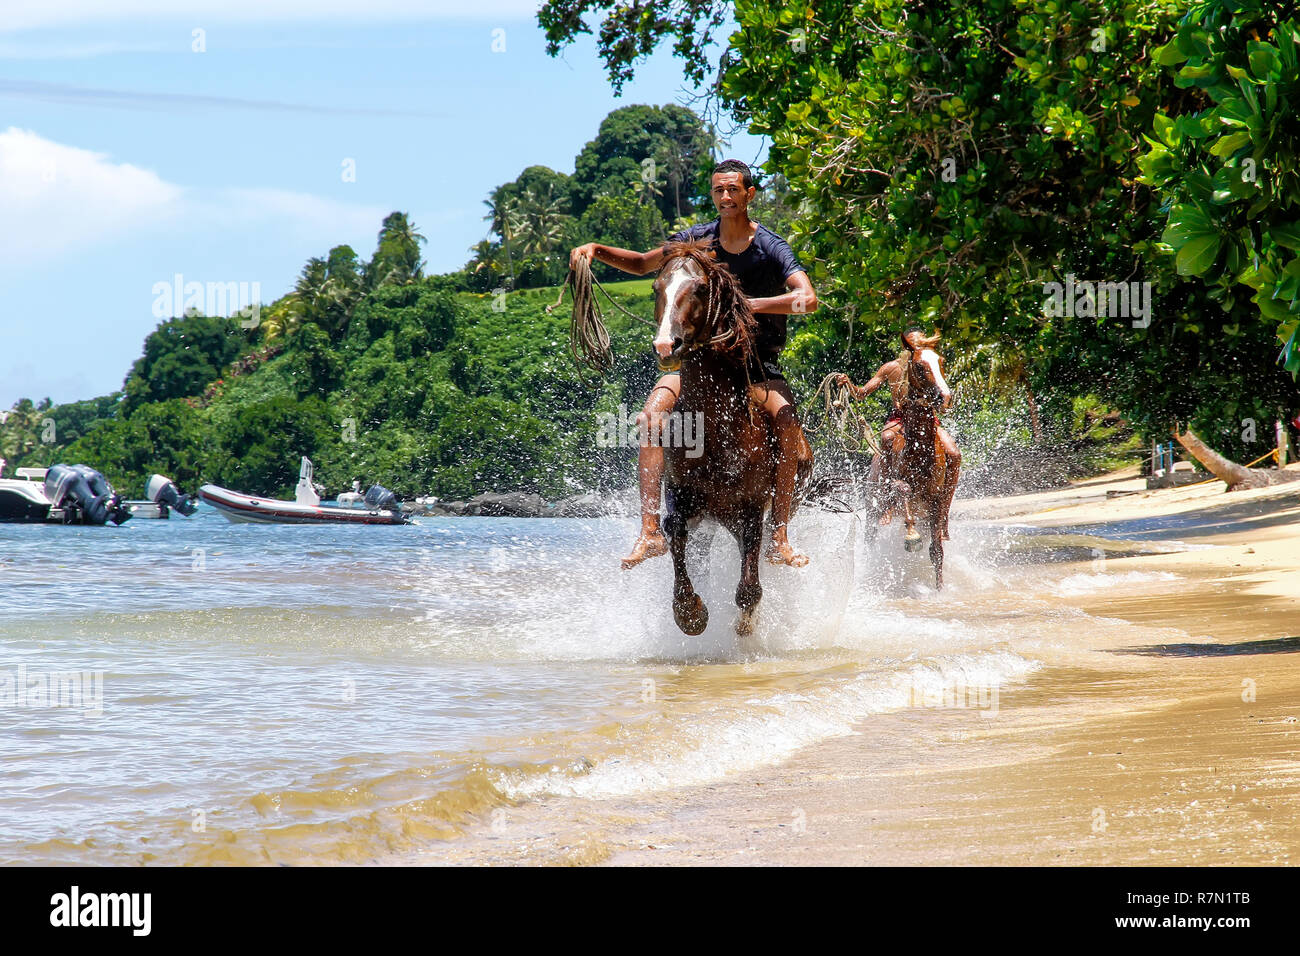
[434,466,1300,866]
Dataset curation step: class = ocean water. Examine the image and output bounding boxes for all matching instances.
[0,504,1179,865]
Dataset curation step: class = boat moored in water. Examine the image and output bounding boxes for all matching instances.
[0,459,196,524]
[198,458,409,525]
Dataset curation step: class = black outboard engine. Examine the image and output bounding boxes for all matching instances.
[44,464,132,525]
[146,474,198,517]
[363,483,400,514]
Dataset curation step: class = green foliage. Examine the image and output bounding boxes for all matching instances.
[286,322,344,398]
[466,103,714,291]
[56,399,207,494]
[538,0,729,93]
[208,394,339,497]
[571,103,716,221]
[1138,0,1300,376]
[576,188,670,282]
[538,0,1300,460]
[367,212,427,288]
[429,394,554,498]
[122,313,245,413]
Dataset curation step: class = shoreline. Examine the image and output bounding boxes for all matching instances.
[424,467,1300,866]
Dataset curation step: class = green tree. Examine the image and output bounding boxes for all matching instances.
[430,394,558,498]
[122,313,244,413]
[576,188,669,281]
[286,322,344,398]
[539,0,728,94]
[368,212,426,288]
[570,103,715,221]
[210,394,338,497]
[1138,1,1300,376]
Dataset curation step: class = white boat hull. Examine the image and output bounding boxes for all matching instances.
[198,484,410,525]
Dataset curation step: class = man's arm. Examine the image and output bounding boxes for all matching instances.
[570,242,667,277]
[835,362,896,400]
[749,270,818,316]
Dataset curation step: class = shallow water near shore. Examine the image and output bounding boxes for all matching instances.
[0,504,1203,864]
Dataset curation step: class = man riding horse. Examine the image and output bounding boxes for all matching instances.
[570,159,817,569]
[834,327,961,539]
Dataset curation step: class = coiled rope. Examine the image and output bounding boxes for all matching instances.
[806,372,882,456]
[547,257,654,377]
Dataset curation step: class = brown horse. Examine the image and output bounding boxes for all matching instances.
[868,333,955,588]
[650,239,811,636]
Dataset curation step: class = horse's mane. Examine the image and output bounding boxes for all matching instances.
[661,238,759,364]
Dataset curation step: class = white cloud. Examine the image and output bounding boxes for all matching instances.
[199,187,388,241]
[1,1,543,32]
[0,127,182,263]
[0,128,388,268]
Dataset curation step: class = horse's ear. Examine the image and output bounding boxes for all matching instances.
[900,330,913,351]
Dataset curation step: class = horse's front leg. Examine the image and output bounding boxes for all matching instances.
[928,500,945,589]
[667,506,708,636]
[734,507,764,636]
[899,483,923,552]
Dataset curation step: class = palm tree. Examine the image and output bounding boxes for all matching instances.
[655,137,696,221]
[288,257,329,327]
[369,212,427,287]
[949,341,1044,443]
[482,192,518,288]
[631,173,664,208]
[257,298,300,342]
[510,186,570,258]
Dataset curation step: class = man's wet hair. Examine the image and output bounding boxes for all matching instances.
[712,159,754,190]
[903,325,942,349]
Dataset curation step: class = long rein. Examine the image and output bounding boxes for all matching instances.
[549,257,738,377]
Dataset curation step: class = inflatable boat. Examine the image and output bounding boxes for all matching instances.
[198,458,409,525]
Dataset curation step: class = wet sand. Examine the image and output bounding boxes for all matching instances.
[430,467,1300,866]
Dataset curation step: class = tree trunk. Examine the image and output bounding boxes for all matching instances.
[1174,427,1277,491]
[1024,383,1043,445]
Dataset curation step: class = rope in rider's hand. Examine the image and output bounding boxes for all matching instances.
[547,254,612,377]
[547,254,656,378]
[807,372,882,456]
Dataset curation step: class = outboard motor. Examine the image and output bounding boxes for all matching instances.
[146,474,198,517]
[44,464,132,525]
[363,483,400,514]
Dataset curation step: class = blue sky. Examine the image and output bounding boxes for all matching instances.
[0,1,766,407]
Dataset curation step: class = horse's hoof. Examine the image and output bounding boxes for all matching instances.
[903,532,924,553]
[673,593,708,635]
[735,604,759,636]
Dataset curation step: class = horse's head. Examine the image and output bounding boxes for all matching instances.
[652,239,755,372]
[901,328,952,410]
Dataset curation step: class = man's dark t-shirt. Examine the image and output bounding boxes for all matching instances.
[667,219,804,362]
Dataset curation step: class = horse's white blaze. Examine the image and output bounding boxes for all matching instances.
[655,264,694,356]
[920,349,950,396]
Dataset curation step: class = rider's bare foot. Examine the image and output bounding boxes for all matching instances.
[766,537,809,568]
[621,525,668,569]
